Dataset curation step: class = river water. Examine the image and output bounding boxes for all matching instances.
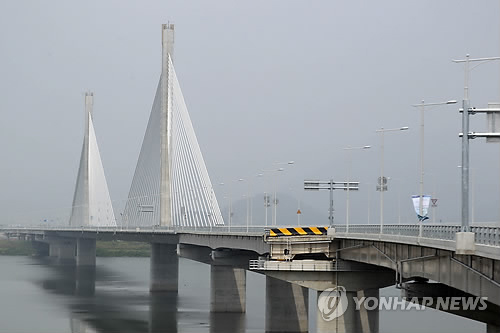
[0,256,484,333]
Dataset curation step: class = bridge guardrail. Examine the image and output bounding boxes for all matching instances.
[471,226,500,246]
[0,225,269,235]
[249,259,376,271]
[335,224,499,247]
[2,223,499,247]
[249,259,335,271]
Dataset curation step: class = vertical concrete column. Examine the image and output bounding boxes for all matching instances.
[49,239,76,265]
[49,242,59,257]
[210,265,246,312]
[356,289,379,333]
[317,288,379,333]
[150,243,179,292]
[265,276,309,333]
[317,290,356,333]
[76,238,96,267]
[58,241,76,265]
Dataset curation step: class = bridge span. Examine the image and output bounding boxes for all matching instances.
[2,224,499,333]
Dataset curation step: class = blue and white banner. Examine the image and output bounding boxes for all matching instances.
[411,195,431,221]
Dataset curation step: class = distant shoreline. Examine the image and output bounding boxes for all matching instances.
[0,239,151,257]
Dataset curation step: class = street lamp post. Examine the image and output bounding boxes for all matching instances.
[343,145,371,232]
[218,183,230,228]
[237,179,250,230]
[249,174,265,227]
[453,55,500,232]
[235,178,244,229]
[262,161,294,226]
[376,127,409,233]
[219,179,243,231]
[386,177,402,224]
[263,192,270,227]
[256,173,269,227]
[411,100,456,234]
[273,168,284,226]
[458,165,475,224]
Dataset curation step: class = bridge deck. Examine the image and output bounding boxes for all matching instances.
[2,224,499,259]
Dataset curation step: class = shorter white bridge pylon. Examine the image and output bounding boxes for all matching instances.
[69,92,116,227]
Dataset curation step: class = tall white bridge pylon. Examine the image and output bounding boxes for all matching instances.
[122,24,224,228]
[69,92,116,227]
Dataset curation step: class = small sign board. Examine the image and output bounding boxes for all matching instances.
[431,198,438,207]
[378,176,388,185]
[297,209,302,215]
[487,103,500,143]
[139,204,154,213]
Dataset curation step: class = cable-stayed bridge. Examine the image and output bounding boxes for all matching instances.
[2,24,500,333]
[68,24,222,230]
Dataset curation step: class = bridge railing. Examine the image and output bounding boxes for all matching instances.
[3,223,500,247]
[0,225,269,235]
[249,259,335,271]
[249,258,382,271]
[334,224,500,247]
[173,225,267,234]
[471,226,500,246]
[422,225,462,240]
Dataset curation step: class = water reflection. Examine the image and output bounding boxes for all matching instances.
[33,259,248,333]
[39,265,95,297]
[70,318,98,333]
[209,313,245,333]
[3,256,485,333]
[150,292,178,333]
[36,259,161,333]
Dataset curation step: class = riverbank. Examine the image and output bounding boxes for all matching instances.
[96,241,150,257]
[0,239,151,257]
[0,239,32,256]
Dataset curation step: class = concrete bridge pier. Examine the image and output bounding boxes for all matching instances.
[209,249,252,313]
[49,242,58,257]
[265,276,309,333]
[72,238,97,295]
[317,288,379,333]
[150,243,179,292]
[76,238,96,267]
[49,239,76,265]
[210,264,246,312]
[260,263,393,333]
[179,245,252,313]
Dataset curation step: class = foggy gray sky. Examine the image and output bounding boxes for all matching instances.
[1,1,500,226]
